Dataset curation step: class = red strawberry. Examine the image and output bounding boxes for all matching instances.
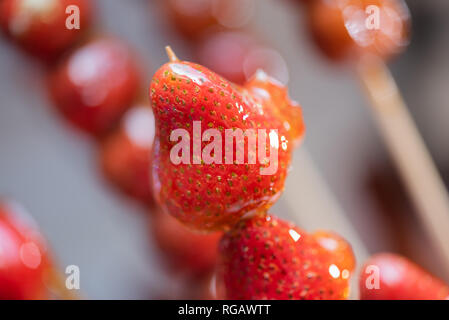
[0,0,92,61]
[217,214,355,300]
[100,104,155,205]
[150,210,222,278]
[0,200,51,300]
[48,37,140,136]
[306,0,410,61]
[149,48,304,231]
[360,253,449,300]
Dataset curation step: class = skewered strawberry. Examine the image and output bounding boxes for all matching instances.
[360,253,449,300]
[0,200,50,300]
[48,37,140,136]
[217,214,355,300]
[100,105,155,204]
[150,210,222,278]
[0,0,92,61]
[149,48,304,231]
[306,0,410,61]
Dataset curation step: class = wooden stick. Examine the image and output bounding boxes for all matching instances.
[283,148,370,299]
[357,55,449,274]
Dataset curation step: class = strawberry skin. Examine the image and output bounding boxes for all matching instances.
[313,230,356,273]
[150,52,304,231]
[360,253,449,300]
[217,214,355,300]
[150,210,222,278]
[100,105,155,204]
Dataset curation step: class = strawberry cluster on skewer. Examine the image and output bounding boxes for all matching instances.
[1,0,449,301]
[149,46,358,299]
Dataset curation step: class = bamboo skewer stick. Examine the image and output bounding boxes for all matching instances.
[357,56,449,274]
[283,148,370,299]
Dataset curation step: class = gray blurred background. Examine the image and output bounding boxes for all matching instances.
[0,0,448,298]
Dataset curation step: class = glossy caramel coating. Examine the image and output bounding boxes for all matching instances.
[306,0,410,61]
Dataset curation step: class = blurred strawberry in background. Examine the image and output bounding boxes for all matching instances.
[162,0,255,40]
[163,0,216,40]
[0,0,92,61]
[150,210,222,279]
[360,253,449,300]
[0,200,51,300]
[196,31,259,84]
[48,37,140,136]
[100,105,155,205]
[305,0,410,61]
[197,31,289,85]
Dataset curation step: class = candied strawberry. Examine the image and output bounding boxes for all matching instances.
[360,253,449,300]
[48,37,140,136]
[0,0,92,61]
[100,105,155,204]
[150,210,222,278]
[217,214,355,300]
[0,200,51,300]
[306,0,410,61]
[149,48,304,231]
